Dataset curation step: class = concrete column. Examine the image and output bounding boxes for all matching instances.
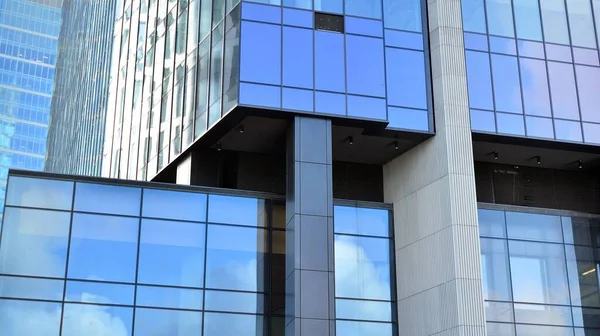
[285,116,335,336]
[382,0,487,335]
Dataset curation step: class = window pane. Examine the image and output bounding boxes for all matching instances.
[134,308,202,336]
[548,62,580,120]
[335,235,391,301]
[0,276,63,301]
[491,54,522,113]
[282,87,313,112]
[387,107,429,131]
[386,48,427,109]
[565,245,600,307]
[515,303,573,326]
[315,31,345,92]
[514,0,543,40]
[136,285,203,310]
[0,208,70,277]
[0,299,61,335]
[241,2,281,23]
[497,113,525,135]
[205,290,264,313]
[282,27,313,89]
[314,0,342,13]
[486,0,515,37]
[555,119,583,142]
[208,195,265,227]
[480,238,512,301]
[583,123,600,144]
[509,240,570,305]
[68,213,139,282]
[204,312,265,336]
[383,0,421,31]
[487,322,515,336]
[520,58,551,117]
[74,183,141,216]
[490,36,517,55]
[485,301,514,322]
[575,65,600,123]
[336,298,392,322]
[142,189,207,222]
[205,225,266,291]
[466,50,494,110]
[462,0,487,33]
[546,44,573,62]
[345,0,381,19]
[540,0,570,45]
[567,0,597,48]
[283,8,313,28]
[518,40,545,59]
[347,95,386,120]
[572,307,600,328]
[62,303,133,336]
[138,219,205,287]
[283,0,311,9]
[65,281,134,305]
[239,82,281,108]
[526,116,555,139]
[347,17,383,37]
[336,320,393,336]
[562,217,600,246]
[7,176,73,210]
[465,32,489,51]
[346,35,385,97]
[506,212,563,242]
[315,91,346,115]
[471,109,496,132]
[516,324,574,336]
[239,21,281,85]
[334,206,390,237]
[478,209,506,238]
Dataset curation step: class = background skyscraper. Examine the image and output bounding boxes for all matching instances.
[0,0,62,216]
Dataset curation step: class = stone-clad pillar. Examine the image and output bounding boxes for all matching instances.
[382,0,487,335]
[285,116,335,336]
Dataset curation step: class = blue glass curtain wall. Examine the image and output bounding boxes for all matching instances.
[463,0,600,146]
[478,206,600,335]
[237,0,431,132]
[0,174,398,336]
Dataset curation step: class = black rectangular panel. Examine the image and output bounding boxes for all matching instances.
[315,12,344,33]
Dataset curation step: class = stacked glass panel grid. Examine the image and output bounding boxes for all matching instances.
[462,0,600,145]
[0,0,61,213]
[479,206,600,335]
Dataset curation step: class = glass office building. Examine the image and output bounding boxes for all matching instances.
[24,0,600,335]
[44,0,118,176]
[0,170,396,335]
[0,0,61,215]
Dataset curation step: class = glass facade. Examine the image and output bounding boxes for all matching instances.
[102,0,431,181]
[0,172,397,335]
[463,0,600,145]
[44,0,118,176]
[479,206,600,335]
[0,0,62,216]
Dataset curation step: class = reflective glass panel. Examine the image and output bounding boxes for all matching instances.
[480,238,512,301]
[336,320,393,336]
[487,322,515,336]
[514,303,573,326]
[509,240,570,305]
[315,91,346,115]
[136,285,203,310]
[465,50,494,110]
[485,301,514,322]
[496,113,525,135]
[138,219,205,287]
[575,65,600,123]
[314,0,342,13]
[345,0,381,19]
[74,183,141,216]
[204,312,265,336]
[471,109,496,132]
[282,88,313,112]
[239,82,281,108]
[383,0,421,32]
[526,116,555,139]
[515,324,574,336]
[540,0,570,45]
[478,209,506,238]
[334,206,389,237]
[315,31,345,92]
[208,195,265,226]
[566,0,596,48]
[572,307,600,328]
[386,48,427,109]
[205,290,264,313]
[283,8,313,28]
[282,27,313,89]
[346,35,385,98]
[562,217,600,247]
[462,0,487,33]
[61,303,133,336]
[486,0,514,37]
[335,235,391,301]
[514,0,543,41]
[518,40,545,59]
[239,21,281,85]
[68,213,139,282]
[584,123,600,144]
[555,120,583,142]
[7,176,73,210]
[387,107,429,131]
[0,276,63,301]
[0,299,61,335]
[520,58,551,117]
[0,208,70,278]
[347,96,386,120]
[134,308,202,336]
[565,245,600,307]
[283,0,311,9]
[205,224,266,291]
[142,189,207,222]
[346,16,383,37]
[65,281,134,306]
[491,54,522,113]
[506,212,563,243]
[336,298,392,322]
